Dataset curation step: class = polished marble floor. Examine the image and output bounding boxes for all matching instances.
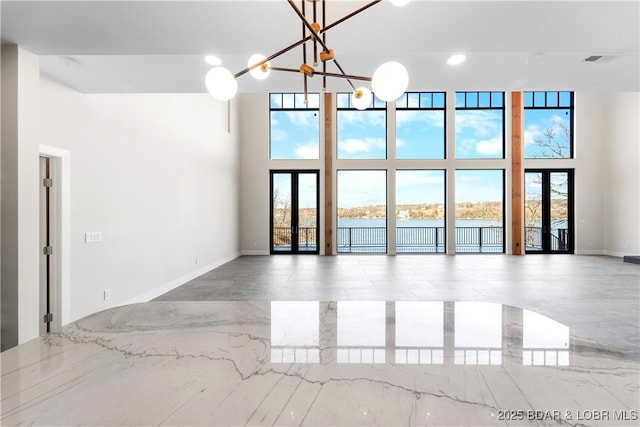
[1,255,639,426]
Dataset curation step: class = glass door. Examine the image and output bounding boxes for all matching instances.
[270,170,319,254]
[525,170,574,253]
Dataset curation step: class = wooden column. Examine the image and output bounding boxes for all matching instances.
[324,93,334,255]
[511,92,523,255]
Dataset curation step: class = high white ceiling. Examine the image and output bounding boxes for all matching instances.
[2,0,639,94]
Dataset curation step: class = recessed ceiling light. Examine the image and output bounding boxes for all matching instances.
[447,54,467,66]
[204,55,222,66]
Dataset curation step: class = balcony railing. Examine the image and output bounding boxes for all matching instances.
[397,227,445,253]
[335,226,504,254]
[273,226,507,253]
[525,227,569,251]
[273,227,317,251]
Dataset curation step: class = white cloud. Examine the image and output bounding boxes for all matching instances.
[476,137,503,155]
[286,111,317,128]
[340,137,385,154]
[338,110,386,128]
[295,143,319,159]
[524,124,542,146]
[455,110,501,137]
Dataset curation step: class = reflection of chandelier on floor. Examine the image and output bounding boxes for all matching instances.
[205,0,410,110]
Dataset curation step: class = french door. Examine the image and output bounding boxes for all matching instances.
[524,169,574,253]
[270,170,320,254]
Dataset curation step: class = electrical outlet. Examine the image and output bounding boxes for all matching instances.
[86,232,103,243]
[103,289,111,300]
[195,258,199,265]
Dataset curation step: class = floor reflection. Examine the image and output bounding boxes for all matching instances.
[270,301,573,366]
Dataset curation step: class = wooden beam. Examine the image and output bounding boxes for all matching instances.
[324,92,334,255]
[511,92,523,255]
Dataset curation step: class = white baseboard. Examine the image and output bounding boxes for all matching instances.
[241,250,270,256]
[123,252,241,305]
[603,250,627,258]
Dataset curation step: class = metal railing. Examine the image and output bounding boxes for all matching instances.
[337,227,387,253]
[273,227,317,251]
[525,227,569,251]
[335,226,504,254]
[455,227,504,253]
[397,227,445,253]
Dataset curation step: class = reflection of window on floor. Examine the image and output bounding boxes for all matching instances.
[396,170,446,253]
[454,302,502,365]
[337,170,387,254]
[524,91,574,159]
[336,93,387,160]
[270,301,319,363]
[395,302,444,364]
[396,92,446,159]
[455,92,504,159]
[523,309,570,366]
[269,93,320,160]
[455,170,505,253]
[337,302,386,363]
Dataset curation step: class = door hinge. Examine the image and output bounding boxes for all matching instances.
[43,313,53,323]
[43,246,53,255]
[43,178,53,187]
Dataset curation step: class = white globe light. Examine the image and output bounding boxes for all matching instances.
[371,61,409,102]
[205,67,238,101]
[390,0,411,6]
[248,54,271,80]
[351,87,373,110]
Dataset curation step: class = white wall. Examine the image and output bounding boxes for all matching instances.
[38,77,240,325]
[603,92,640,256]
[1,46,41,350]
[238,94,270,255]
[238,91,639,256]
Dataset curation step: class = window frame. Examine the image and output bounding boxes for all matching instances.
[523,91,574,159]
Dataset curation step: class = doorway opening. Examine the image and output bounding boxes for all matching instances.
[270,170,320,254]
[524,169,574,253]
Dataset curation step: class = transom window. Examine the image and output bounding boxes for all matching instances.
[524,91,574,159]
[396,92,446,159]
[455,92,505,159]
[269,93,320,160]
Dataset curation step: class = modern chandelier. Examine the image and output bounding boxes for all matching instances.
[205,0,411,110]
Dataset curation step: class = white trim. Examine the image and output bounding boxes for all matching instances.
[122,252,240,305]
[39,145,71,328]
[603,250,627,258]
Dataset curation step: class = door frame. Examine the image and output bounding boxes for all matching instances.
[39,145,71,331]
[270,170,320,254]
[525,168,574,254]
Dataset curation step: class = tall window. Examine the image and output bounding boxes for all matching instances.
[337,170,387,253]
[336,93,387,159]
[455,170,505,253]
[396,92,446,159]
[524,91,574,158]
[396,170,446,253]
[455,92,505,159]
[269,93,320,160]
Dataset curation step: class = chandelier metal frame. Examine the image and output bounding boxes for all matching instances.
[205,0,409,109]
